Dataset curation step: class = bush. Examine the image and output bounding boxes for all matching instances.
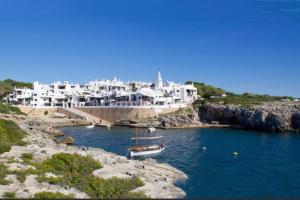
[0,144,11,154]
[21,153,33,164]
[35,153,147,198]
[3,192,16,198]
[0,103,25,115]
[0,163,9,185]
[9,153,148,198]
[44,110,49,115]
[34,192,74,199]
[0,119,27,154]
[186,81,225,98]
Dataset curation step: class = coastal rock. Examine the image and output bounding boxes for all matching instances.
[42,127,64,137]
[49,112,68,118]
[291,112,300,130]
[0,114,186,198]
[61,136,75,145]
[116,108,200,128]
[199,101,300,132]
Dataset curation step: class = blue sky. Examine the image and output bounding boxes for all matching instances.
[0,0,299,97]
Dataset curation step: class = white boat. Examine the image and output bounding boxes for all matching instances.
[86,124,95,129]
[128,144,165,157]
[128,128,165,157]
[148,127,156,133]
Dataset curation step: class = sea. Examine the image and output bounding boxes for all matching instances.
[59,126,300,198]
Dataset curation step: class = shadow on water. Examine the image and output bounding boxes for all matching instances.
[60,126,300,198]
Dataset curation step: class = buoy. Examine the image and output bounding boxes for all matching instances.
[202,146,206,150]
[233,151,238,156]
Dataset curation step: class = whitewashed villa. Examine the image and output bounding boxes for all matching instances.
[6,71,198,108]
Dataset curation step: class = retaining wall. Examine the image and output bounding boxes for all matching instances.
[76,107,178,123]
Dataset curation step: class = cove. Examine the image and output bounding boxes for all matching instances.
[60,126,300,198]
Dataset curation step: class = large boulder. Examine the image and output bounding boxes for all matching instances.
[61,136,75,145]
[264,113,288,132]
[291,112,300,130]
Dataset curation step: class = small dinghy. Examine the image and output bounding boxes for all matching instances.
[86,124,95,129]
[148,127,156,133]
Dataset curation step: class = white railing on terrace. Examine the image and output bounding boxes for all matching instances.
[20,103,187,109]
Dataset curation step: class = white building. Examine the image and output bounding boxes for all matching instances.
[7,71,197,108]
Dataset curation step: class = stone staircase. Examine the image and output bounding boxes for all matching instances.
[64,108,111,127]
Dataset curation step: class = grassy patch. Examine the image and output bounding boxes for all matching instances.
[13,153,148,198]
[0,103,25,115]
[0,119,27,154]
[207,93,290,107]
[34,192,74,199]
[21,153,33,165]
[186,81,225,98]
[3,192,16,199]
[0,163,10,185]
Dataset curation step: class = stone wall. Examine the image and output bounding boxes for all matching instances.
[75,107,178,123]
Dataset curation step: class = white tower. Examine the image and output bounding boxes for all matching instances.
[155,70,163,89]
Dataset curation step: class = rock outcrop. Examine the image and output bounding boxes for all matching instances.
[0,114,187,198]
[199,102,300,132]
[116,108,202,128]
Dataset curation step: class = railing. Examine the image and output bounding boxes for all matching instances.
[19,103,187,109]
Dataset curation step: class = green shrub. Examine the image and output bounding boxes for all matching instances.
[35,153,147,198]
[3,192,16,198]
[0,119,27,154]
[44,110,48,115]
[34,192,74,199]
[0,163,9,185]
[0,144,11,154]
[8,153,148,198]
[0,103,25,115]
[186,81,225,98]
[21,153,33,164]
[14,167,37,183]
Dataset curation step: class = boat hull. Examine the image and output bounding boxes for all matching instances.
[86,125,95,129]
[129,147,165,157]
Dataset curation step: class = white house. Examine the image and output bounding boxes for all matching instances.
[7,71,198,108]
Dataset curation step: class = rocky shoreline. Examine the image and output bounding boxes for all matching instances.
[115,107,204,129]
[199,101,300,132]
[0,114,187,198]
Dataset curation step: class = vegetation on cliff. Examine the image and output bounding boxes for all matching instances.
[34,192,74,199]
[0,119,27,154]
[0,103,25,115]
[186,81,225,98]
[0,163,10,185]
[10,153,148,198]
[209,92,293,107]
[187,81,294,108]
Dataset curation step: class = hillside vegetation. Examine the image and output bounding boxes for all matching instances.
[186,81,225,98]
[0,119,27,154]
[12,153,148,198]
[0,103,25,115]
[187,81,295,108]
[0,79,32,101]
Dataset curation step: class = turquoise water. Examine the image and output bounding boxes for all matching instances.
[60,126,300,198]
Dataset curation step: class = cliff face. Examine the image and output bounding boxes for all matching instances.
[116,108,202,128]
[199,102,300,132]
